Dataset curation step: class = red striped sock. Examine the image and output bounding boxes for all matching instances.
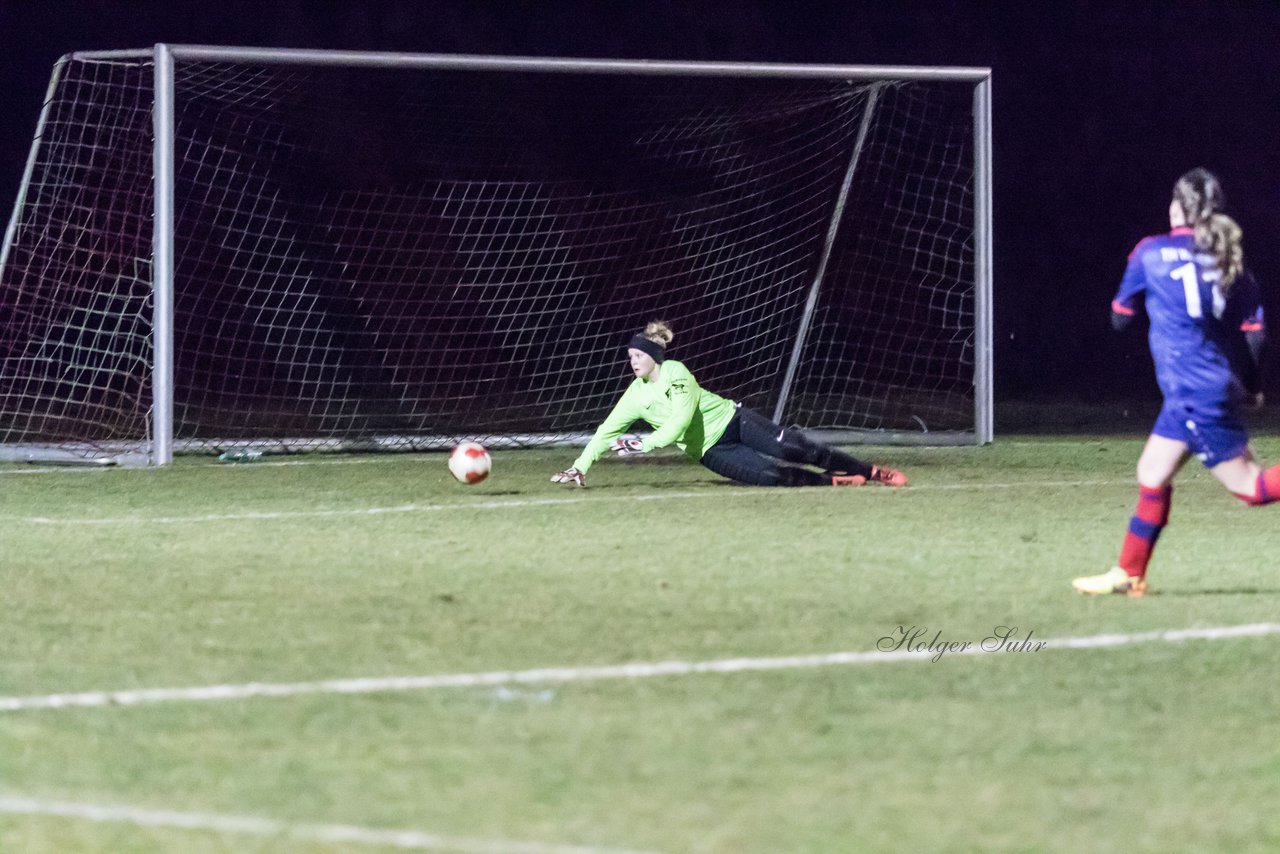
[1235,464,1280,506]
[1117,485,1172,578]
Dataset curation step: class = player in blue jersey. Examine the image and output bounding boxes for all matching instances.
[1074,168,1279,596]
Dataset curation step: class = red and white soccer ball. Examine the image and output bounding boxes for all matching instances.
[448,442,491,484]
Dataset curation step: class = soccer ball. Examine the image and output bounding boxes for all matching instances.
[448,442,491,484]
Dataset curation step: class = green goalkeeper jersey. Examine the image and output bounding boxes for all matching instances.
[572,359,738,473]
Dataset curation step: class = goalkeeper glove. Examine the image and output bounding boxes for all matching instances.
[609,436,645,456]
[551,467,586,487]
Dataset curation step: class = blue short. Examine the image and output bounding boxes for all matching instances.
[1152,401,1249,468]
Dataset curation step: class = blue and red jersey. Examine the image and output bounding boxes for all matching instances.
[1112,226,1265,415]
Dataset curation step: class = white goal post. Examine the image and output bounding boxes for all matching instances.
[0,45,992,466]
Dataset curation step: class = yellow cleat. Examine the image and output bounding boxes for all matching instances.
[1072,566,1148,597]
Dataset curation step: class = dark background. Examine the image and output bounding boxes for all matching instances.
[3,0,1278,411]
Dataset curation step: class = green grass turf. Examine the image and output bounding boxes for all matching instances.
[2,437,1279,853]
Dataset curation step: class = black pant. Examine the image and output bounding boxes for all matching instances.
[698,407,872,486]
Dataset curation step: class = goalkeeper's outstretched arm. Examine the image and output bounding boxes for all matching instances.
[551,384,644,486]
[553,321,674,487]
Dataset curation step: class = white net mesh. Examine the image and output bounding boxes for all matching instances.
[0,58,155,454]
[785,83,977,433]
[0,54,982,461]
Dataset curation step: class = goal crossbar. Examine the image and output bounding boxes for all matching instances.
[74,46,991,82]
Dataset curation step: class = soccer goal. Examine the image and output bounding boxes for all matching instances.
[0,46,992,465]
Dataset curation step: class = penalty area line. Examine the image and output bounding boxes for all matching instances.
[1,623,1276,714]
[0,794,658,854]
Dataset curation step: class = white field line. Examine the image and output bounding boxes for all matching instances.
[0,479,1128,526]
[0,794,658,854]
[0,455,444,475]
[0,434,1150,477]
[0,467,114,476]
[2,623,1275,714]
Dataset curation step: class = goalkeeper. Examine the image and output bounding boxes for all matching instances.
[552,321,907,488]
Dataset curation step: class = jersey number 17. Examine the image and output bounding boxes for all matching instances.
[1171,262,1225,320]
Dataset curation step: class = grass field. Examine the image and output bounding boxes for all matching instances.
[2,436,1279,853]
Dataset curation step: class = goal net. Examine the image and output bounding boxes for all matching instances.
[0,48,991,465]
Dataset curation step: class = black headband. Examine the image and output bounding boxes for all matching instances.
[626,334,665,363]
